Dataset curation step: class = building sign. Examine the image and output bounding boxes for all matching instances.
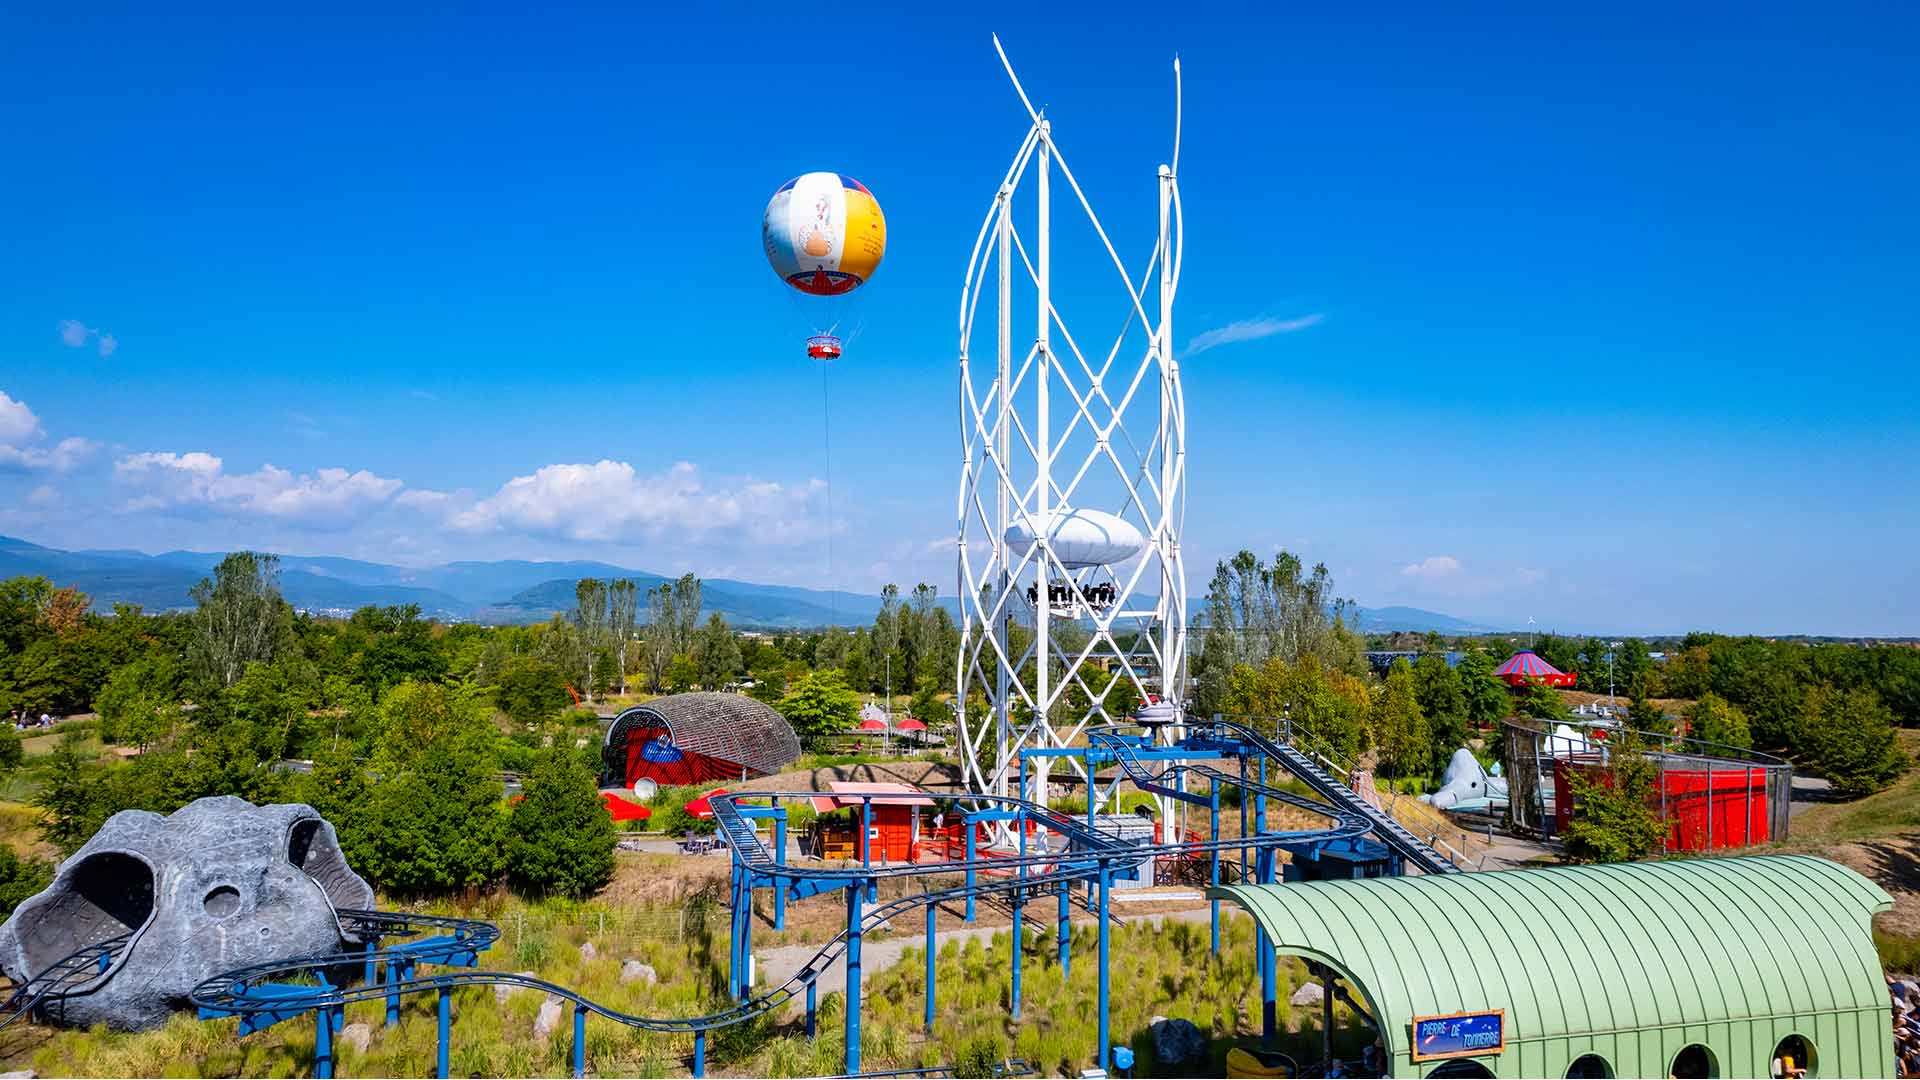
[1410,1010,1505,1062]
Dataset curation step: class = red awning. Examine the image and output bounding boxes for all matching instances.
[601,793,652,821]
[895,716,927,731]
[684,788,731,819]
[857,717,890,730]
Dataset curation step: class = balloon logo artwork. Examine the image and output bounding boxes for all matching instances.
[762,172,886,359]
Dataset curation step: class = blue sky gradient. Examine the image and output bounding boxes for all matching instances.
[1,7,1914,634]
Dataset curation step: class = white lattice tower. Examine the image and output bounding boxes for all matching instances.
[955,39,1187,834]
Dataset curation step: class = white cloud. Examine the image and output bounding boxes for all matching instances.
[1184,313,1322,357]
[0,391,95,472]
[0,392,42,446]
[26,485,58,507]
[57,320,117,357]
[1399,554,1547,599]
[114,451,404,519]
[447,459,825,545]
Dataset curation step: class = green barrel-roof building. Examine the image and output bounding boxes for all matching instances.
[1213,854,1893,1078]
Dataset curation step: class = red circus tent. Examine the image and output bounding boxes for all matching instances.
[1496,650,1576,688]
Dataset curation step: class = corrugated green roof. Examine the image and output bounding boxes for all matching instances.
[1213,854,1893,1078]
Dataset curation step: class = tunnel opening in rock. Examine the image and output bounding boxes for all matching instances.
[286,818,363,913]
[17,851,155,977]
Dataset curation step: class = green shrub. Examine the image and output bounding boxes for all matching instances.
[0,846,52,920]
[1562,728,1666,863]
[1802,685,1909,798]
[507,748,617,899]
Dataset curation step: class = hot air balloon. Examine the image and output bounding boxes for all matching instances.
[762,172,887,359]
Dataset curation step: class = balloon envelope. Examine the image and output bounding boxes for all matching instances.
[1004,508,1147,569]
[763,172,887,296]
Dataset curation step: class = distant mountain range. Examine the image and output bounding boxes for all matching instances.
[0,534,1507,633]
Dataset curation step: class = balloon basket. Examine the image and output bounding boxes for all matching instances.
[806,334,843,360]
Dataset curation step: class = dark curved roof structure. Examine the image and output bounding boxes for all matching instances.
[602,693,801,785]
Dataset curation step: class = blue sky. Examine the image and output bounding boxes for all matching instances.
[1,7,1914,634]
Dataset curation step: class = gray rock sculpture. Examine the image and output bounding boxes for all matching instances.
[1290,981,1325,1007]
[619,959,656,985]
[340,1021,372,1055]
[1149,1016,1206,1065]
[535,996,564,1038]
[0,796,373,1031]
[578,940,597,962]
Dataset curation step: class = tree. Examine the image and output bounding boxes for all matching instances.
[1520,681,1570,724]
[1193,550,1364,713]
[572,579,609,700]
[34,732,101,854]
[1373,660,1431,780]
[642,574,702,691]
[908,684,946,730]
[189,552,290,689]
[1801,686,1908,798]
[506,748,617,899]
[355,724,507,895]
[0,846,52,921]
[1412,655,1468,764]
[1683,693,1752,749]
[1458,648,1510,735]
[665,653,699,693]
[351,604,446,695]
[496,657,570,727]
[1627,692,1669,736]
[693,613,742,689]
[372,680,494,774]
[608,579,638,695]
[0,726,20,772]
[95,654,185,747]
[778,671,860,739]
[1561,727,1666,863]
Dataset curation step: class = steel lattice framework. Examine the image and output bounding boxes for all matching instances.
[955,39,1188,825]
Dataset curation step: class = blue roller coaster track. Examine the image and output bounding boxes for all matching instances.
[0,716,1460,1079]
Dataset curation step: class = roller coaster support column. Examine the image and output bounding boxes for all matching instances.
[965,823,977,922]
[1058,881,1071,974]
[1096,860,1112,1070]
[924,892,937,1032]
[435,985,451,1079]
[861,798,876,902]
[385,958,405,1026]
[727,863,746,1000]
[572,1002,587,1079]
[846,877,865,1074]
[314,1003,334,1080]
[694,1030,707,1077]
[1209,777,1221,955]
[362,937,376,987]
[1239,753,1249,881]
[1012,808,1026,1019]
[1257,846,1276,1043]
[773,802,787,930]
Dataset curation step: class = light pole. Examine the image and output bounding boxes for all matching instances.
[1608,641,1622,704]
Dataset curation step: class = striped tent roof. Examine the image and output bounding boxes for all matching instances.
[1496,650,1565,678]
